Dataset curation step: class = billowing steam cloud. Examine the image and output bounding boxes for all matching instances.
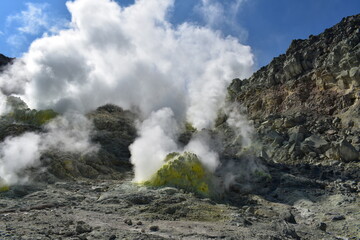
[0,0,254,184]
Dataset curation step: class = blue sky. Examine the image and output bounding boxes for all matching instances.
[0,0,359,69]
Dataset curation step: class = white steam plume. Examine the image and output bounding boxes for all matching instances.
[0,132,42,185]
[130,108,179,182]
[0,92,7,115]
[0,0,253,129]
[185,133,219,172]
[130,108,221,182]
[225,103,254,148]
[0,0,254,184]
[0,113,97,185]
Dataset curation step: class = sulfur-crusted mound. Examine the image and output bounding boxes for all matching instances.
[143,152,212,196]
[1,96,58,126]
[0,179,10,192]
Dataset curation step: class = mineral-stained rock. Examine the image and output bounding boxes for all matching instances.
[0,179,10,193]
[143,152,212,196]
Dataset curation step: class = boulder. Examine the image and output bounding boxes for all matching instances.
[264,130,284,145]
[301,135,330,154]
[336,139,359,162]
[288,126,308,144]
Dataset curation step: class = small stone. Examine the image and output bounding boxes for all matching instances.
[332,117,341,124]
[245,206,255,214]
[282,212,297,224]
[326,130,337,135]
[337,140,359,162]
[124,219,133,225]
[309,152,317,158]
[318,222,327,231]
[75,221,92,234]
[303,135,330,153]
[243,219,253,226]
[136,221,143,225]
[149,225,159,231]
[332,215,345,221]
[109,235,116,240]
[288,126,307,144]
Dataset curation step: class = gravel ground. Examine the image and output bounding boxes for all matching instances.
[1,163,359,240]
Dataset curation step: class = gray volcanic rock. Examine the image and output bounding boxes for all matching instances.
[220,14,360,239]
[88,104,137,164]
[228,14,360,166]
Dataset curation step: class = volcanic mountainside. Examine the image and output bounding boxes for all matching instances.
[0,15,359,239]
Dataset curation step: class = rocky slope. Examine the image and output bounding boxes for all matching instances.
[0,14,359,240]
[228,14,360,166]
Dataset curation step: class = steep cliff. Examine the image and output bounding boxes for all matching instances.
[228,14,360,166]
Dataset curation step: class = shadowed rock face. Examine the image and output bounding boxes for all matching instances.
[228,14,360,165]
[88,104,137,163]
[0,54,13,70]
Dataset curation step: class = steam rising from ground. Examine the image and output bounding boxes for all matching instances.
[0,114,97,185]
[0,0,254,185]
[225,103,254,148]
[129,108,179,182]
[0,92,7,115]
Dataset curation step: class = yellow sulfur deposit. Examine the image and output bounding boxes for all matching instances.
[0,183,10,192]
[143,152,212,196]
[10,109,58,125]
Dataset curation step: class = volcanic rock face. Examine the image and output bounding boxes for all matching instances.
[0,54,12,69]
[228,14,360,165]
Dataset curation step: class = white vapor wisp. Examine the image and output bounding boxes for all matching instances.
[0,113,98,185]
[129,108,179,182]
[0,0,254,184]
[0,92,7,115]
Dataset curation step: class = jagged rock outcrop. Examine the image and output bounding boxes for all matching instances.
[0,54,12,69]
[228,14,360,166]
